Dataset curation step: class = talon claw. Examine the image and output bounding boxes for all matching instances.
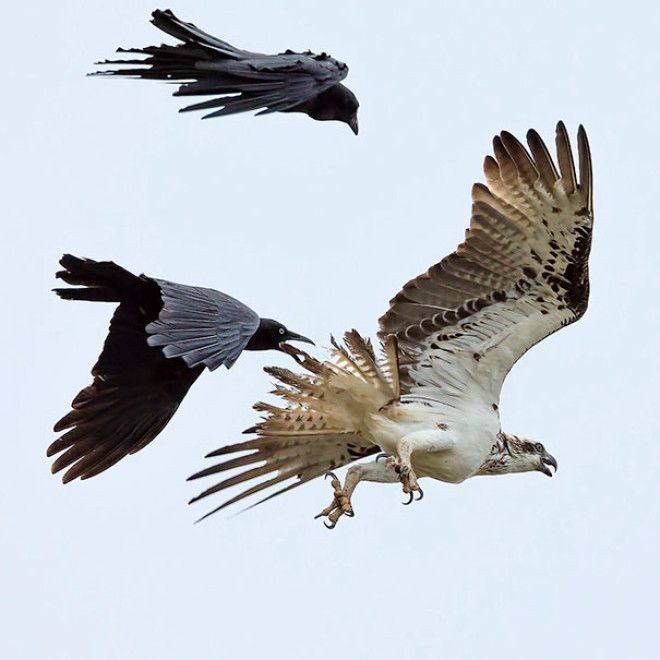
[376,453,389,462]
[416,487,424,501]
[403,491,414,505]
[317,471,356,528]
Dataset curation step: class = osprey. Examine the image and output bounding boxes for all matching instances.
[48,254,312,483]
[93,9,360,134]
[188,122,593,526]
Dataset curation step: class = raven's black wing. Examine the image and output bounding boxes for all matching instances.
[93,9,349,118]
[49,255,205,482]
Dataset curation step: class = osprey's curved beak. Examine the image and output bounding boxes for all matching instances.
[539,452,558,477]
[348,115,359,135]
[280,330,315,348]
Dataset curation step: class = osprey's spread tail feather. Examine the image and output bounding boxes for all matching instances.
[188,331,400,519]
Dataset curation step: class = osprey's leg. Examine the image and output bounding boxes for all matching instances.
[393,430,454,504]
[392,440,421,501]
[314,459,399,529]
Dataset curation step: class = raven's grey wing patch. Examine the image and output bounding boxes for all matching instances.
[145,279,260,371]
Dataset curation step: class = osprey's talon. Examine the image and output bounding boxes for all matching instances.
[315,471,355,528]
[401,482,423,505]
[376,452,389,462]
[393,459,422,504]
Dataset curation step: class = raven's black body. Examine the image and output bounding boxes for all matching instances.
[94,9,359,133]
[50,255,312,483]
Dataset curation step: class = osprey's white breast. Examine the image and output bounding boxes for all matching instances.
[368,395,501,484]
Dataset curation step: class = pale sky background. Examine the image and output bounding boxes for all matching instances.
[2,1,659,658]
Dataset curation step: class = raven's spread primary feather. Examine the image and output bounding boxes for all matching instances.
[189,123,592,525]
[93,9,360,133]
[49,254,312,483]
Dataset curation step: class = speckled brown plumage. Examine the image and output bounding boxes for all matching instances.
[379,122,593,390]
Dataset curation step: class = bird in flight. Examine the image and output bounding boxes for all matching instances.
[48,254,313,483]
[93,8,359,134]
[188,122,593,526]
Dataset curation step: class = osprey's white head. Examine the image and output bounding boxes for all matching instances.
[477,433,558,477]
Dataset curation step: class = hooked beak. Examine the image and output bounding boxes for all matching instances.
[348,115,359,135]
[539,452,558,477]
[280,330,315,348]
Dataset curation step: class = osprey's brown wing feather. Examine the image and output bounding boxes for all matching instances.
[379,122,593,394]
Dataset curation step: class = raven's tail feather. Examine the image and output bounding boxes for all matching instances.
[92,8,244,83]
[91,9,303,119]
[54,254,146,303]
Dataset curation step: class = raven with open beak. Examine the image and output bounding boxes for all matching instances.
[48,254,313,483]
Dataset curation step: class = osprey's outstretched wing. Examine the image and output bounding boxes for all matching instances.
[379,123,593,399]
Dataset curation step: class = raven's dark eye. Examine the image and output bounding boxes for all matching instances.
[279,328,285,335]
[535,443,543,452]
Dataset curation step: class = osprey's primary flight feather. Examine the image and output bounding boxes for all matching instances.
[188,122,593,526]
[93,9,360,134]
[49,255,312,483]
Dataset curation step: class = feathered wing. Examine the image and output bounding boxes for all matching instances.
[379,122,593,401]
[49,256,203,482]
[145,280,260,370]
[188,332,399,519]
[93,9,349,118]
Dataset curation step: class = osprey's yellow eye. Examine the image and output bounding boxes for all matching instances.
[535,443,543,452]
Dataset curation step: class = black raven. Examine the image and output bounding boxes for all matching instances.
[93,8,359,134]
[48,254,313,483]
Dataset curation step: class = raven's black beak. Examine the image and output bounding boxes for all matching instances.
[348,116,359,135]
[539,452,558,477]
[281,331,315,347]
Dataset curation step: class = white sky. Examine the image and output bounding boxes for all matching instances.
[3,1,660,658]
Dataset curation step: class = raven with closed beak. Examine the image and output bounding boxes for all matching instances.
[48,254,313,483]
[93,8,360,134]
